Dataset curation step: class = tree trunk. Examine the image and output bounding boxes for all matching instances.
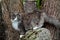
[43,0,60,40]
[1,0,24,40]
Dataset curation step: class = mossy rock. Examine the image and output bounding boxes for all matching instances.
[21,28,52,40]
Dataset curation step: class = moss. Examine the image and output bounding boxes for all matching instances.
[36,0,42,9]
[21,29,43,40]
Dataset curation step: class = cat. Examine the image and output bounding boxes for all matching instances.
[22,10,60,31]
[10,10,60,38]
[22,10,44,31]
[11,13,26,38]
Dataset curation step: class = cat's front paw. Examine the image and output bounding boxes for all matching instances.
[20,35,24,38]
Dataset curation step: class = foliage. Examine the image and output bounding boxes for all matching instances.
[36,0,42,9]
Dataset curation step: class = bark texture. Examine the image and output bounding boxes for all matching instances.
[43,0,60,40]
[0,1,6,40]
[1,0,24,40]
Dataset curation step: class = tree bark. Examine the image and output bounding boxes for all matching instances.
[1,0,24,40]
[43,0,60,40]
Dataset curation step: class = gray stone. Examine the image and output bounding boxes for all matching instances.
[21,28,52,40]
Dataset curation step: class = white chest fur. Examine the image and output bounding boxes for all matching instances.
[11,16,24,38]
[11,16,20,31]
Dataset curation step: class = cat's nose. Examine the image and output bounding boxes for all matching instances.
[36,23,38,25]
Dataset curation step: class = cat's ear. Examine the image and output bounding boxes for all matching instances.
[11,16,17,22]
